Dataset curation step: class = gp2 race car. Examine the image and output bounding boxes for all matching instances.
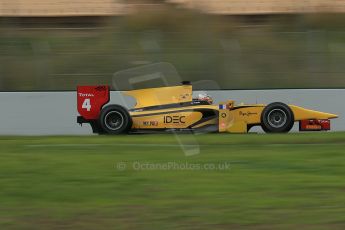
[77,82,338,134]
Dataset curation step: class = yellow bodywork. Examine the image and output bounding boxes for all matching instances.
[130,105,218,129]
[124,85,192,109]
[132,111,202,129]
[124,85,338,133]
[290,105,337,120]
[219,101,337,133]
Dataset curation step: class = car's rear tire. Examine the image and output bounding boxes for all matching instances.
[99,105,132,134]
[261,102,294,133]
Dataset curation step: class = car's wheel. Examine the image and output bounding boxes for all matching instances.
[261,102,294,133]
[99,105,132,134]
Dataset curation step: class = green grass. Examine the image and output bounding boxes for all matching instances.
[1,133,345,229]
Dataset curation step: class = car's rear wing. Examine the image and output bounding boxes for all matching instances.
[77,86,110,120]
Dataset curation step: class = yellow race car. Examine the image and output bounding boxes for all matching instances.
[77,82,338,134]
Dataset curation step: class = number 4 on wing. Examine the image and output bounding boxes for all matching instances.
[82,98,91,111]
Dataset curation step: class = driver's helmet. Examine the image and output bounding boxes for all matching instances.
[197,92,213,104]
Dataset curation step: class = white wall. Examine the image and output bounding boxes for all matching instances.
[0,89,343,135]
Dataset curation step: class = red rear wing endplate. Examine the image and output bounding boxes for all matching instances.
[77,86,110,120]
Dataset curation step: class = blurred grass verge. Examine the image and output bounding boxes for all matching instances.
[1,8,345,90]
[0,132,345,229]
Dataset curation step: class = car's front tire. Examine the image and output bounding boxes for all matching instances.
[99,105,132,134]
[261,102,294,133]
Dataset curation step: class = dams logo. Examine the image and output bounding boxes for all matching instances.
[164,116,186,124]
